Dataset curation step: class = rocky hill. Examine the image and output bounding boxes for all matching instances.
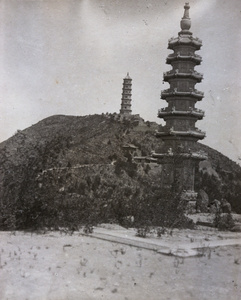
[0,113,240,230]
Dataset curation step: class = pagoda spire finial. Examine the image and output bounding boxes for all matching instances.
[125,72,131,79]
[180,2,191,31]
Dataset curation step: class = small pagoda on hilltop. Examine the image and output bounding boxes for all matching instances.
[120,73,132,116]
[152,3,207,201]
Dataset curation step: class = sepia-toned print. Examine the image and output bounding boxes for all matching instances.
[0,1,241,299]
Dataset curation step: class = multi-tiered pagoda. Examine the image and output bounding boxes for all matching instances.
[120,73,132,116]
[153,3,207,200]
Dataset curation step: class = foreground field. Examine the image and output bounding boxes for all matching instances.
[0,229,240,300]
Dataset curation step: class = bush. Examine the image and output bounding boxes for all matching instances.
[83,224,94,234]
[213,210,235,231]
[114,159,137,178]
[135,226,151,238]
[133,187,194,230]
[156,227,167,237]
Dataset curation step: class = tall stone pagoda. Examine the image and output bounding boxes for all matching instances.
[153,3,207,200]
[120,73,132,116]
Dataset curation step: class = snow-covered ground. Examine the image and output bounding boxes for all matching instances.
[0,227,241,300]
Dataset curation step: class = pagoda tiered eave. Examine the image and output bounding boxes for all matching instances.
[155,128,206,139]
[120,109,132,114]
[168,35,202,50]
[166,53,202,64]
[122,93,132,96]
[158,107,204,119]
[163,70,203,82]
[161,89,204,100]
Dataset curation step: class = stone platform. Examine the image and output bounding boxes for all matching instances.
[82,224,241,258]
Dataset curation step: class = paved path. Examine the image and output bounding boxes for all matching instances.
[41,163,110,173]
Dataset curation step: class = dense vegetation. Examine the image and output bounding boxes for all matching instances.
[0,114,240,230]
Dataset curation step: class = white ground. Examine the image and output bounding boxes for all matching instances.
[0,227,241,300]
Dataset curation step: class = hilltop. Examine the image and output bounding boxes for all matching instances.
[0,113,240,230]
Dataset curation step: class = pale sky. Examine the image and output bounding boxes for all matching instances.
[0,0,241,163]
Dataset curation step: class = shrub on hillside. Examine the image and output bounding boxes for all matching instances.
[114,158,137,178]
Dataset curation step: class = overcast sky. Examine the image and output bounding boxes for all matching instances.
[0,0,241,163]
